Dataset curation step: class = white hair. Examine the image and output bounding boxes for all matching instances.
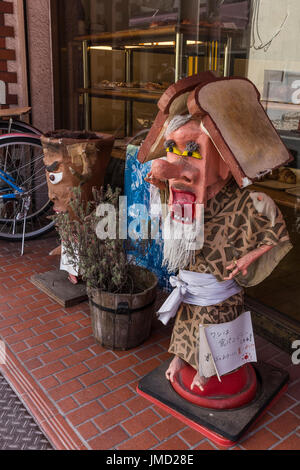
[162,212,204,273]
[164,114,193,138]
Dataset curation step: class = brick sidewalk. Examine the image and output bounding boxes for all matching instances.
[0,232,299,450]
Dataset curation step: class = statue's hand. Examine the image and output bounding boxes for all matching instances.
[224,245,273,280]
[224,257,250,280]
[165,356,185,383]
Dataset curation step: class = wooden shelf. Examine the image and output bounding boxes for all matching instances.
[75,24,243,45]
[78,87,163,102]
[261,100,300,113]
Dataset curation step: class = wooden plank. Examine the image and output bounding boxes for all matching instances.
[30,270,87,308]
[0,106,31,118]
[74,24,242,44]
[78,87,162,102]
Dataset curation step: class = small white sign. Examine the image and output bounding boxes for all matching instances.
[200,311,257,378]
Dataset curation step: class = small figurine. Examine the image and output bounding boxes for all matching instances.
[42,131,114,283]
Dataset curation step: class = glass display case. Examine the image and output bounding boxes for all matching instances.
[75,23,245,136]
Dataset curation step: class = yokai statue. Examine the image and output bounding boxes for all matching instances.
[138,73,293,398]
[42,130,114,283]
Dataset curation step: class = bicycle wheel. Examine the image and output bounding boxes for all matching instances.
[0,120,41,135]
[0,134,54,240]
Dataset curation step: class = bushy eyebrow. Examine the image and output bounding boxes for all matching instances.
[164,139,176,150]
[45,161,60,172]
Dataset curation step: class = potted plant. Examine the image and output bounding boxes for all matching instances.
[53,186,158,350]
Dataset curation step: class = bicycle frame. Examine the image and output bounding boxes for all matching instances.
[0,167,24,199]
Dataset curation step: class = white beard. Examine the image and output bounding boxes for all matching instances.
[162,212,204,273]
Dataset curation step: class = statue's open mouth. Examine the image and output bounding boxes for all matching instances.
[171,189,196,224]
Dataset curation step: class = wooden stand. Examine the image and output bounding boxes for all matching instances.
[30,270,87,308]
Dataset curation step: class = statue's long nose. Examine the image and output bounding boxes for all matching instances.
[151,159,183,180]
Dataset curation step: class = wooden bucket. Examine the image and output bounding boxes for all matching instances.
[87,265,158,350]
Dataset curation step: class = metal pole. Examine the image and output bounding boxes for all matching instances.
[175,32,184,82]
[82,40,90,130]
[125,49,133,136]
[224,36,232,77]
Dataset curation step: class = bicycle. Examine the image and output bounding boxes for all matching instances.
[0,107,54,255]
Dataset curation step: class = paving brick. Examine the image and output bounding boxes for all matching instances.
[135,344,164,361]
[73,381,110,405]
[73,326,92,340]
[40,310,65,323]
[266,411,300,438]
[84,351,116,370]
[122,409,160,436]
[33,320,62,335]
[240,428,279,450]
[52,322,82,337]
[9,341,27,353]
[40,376,60,390]
[194,440,216,450]
[49,379,84,401]
[4,327,36,345]
[268,394,297,416]
[133,358,161,377]
[55,363,89,383]
[68,337,96,352]
[125,396,150,414]
[32,361,65,380]
[0,326,14,336]
[291,404,300,417]
[288,382,300,401]
[109,355,140,373]
[47,334,77,350]
[151,416,186,441]
[62,349,94,367]
[0,303,12,313]
[60,312,85,325]
[25,358,43,371]
[94,405,132,431]
[272,433,300,450]
[154,435,189,451]
[89,426,128,450]
[77,421,100,441]
[58,397,79,414]
[79,366,112,387]
[104,370,138,391]
[18,344,49,362]
[25,299,53,311]
[40,346,71,364]
[0,317,19,329]
[67,401,104,427]
[26,331,56,347]
[100,386,135,410]
[13,318,42,333]
[179,427,207,447]
[117,431,159,450]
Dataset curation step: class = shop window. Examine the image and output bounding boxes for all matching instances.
[53,0,300,330]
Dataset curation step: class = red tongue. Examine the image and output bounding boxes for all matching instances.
[173,191,195,204]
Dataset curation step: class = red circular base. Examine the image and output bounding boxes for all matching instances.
[171,364,257,409]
